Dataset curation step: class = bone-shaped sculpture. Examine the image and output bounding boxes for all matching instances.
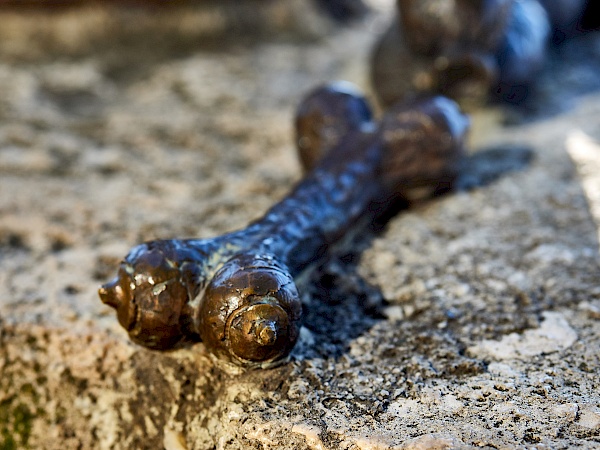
[98,82,469,367]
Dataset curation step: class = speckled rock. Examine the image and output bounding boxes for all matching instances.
[1,2,599,449]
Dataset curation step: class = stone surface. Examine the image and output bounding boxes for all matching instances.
[1,1,600,449]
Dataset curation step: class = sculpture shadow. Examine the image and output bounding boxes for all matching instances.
[296,144,534,361]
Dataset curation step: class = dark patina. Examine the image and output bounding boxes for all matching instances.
[99,82,468,367]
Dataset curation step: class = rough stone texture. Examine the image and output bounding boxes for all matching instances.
[1,2,599,449]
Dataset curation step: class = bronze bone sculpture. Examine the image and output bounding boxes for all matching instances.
[371,0,589,108]
[99,83,469,367]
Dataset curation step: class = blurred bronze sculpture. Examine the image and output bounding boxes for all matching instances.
[99,82,469,367]
[538,0,587,32]
[371,0,588,108]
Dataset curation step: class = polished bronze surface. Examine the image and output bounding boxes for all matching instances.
[99,83,469,367]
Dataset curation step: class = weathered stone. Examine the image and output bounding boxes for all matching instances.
[1,1,600,449]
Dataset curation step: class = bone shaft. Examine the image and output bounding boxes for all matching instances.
[249,132,385,274]
[182,96,466,279]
